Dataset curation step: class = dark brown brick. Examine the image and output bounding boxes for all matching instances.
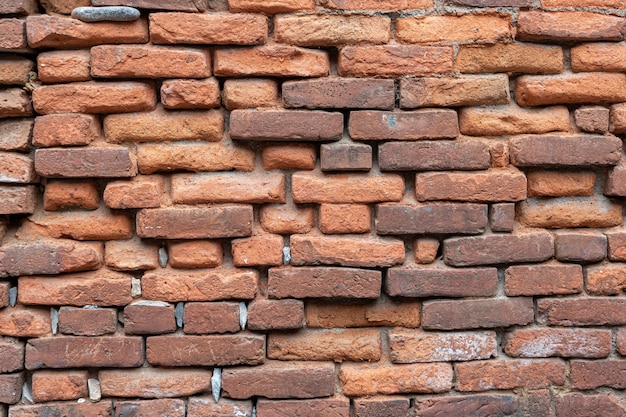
[0,340,23,373]
[230,109,343,141]
[505,264,583,296]
[9,402,113,417]
[571,360,626,390]
[518,11,625,42]
[123,301,176,335]
[379,141,490,171]
[354,397,410,417]
[556,393,625,417]
[247,299,304,331]
[386,267,498,298]
[146,334,265,367]
[283,78,394,109]
[268,267,381,299]
[100,368,211,398]
[114,399,185,417]
[35,147,137,178]
[416,394,518,417]
[556,232,607,263]
[444,232,554,266]
[538,298,626,326]
[376,203,488,235]
[257,398,350,417]
[136,206,253,239]
[422,298,534,330]
[504,328,611,358]
[349,110,458,140]
[25,336,143,369]
[456,359,566,391]
[183,302,240,334]
[58,307,116,336]
[320,143,372,171]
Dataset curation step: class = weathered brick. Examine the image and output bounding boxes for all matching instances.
[0,340,24,373]
[268,328,381,362]
[261,203,315,234]
[422,298,534,330]
[323,0,433,9]
[161,78,220,110]
[290,235,405,268]
[275,15,390,46]
[230,109,342,142]
[229,0,315,13]
[257,398,350,417]
[168,240,223,269]
[401,75,508,108]
[0,0,37,15]
[223,361,335,399]
[35,146,136,178]
[123,301,176,335]
[26,336,143,369]
[490,203,515,232]
[18,270,132,306]
[187,397,253,417]
[379,140,490,171]
[33,114,100,148]
[586,264,626,295]
[543,0,626,5]
[416,394,518,417]
[262,144,316,171]
[538,298,626,326]
[572,43,626,73]
[0,118,32,152]
[340,362,452,396]
[386,266,498,298]
[105,236,159,271]
[505,264,583,296]
[556,232,606,263]
[32,81,155,114]
[292,171,403,204]
[0,283,9,308]
[339,45,453,77]
[215,45,329,77]
[27,207,133,240]
[38,0,90,15]
[223,79,278,110]
[517,11,625,42]
[414,238,439,264]
[610,103,626,133]
[397,14,512,44]
[150,12,266,45]
[31,370,88,402]
[9,402,113,417]
[354,397,410,417]
[349,110,458,140]
[142,267,257,302]
[284,78,394,110]
[0,88,31,118]
[459,105,570,136]
[572,360,626,390]
[606,159,626,196]
[92,0,207,10]
[0,185,37,214]
[518,196,623,228]
[136,206,252,239]
[0,56,33,85]
[146,334,265,366]
[455,43,563,74]
[516,73,626,106]
[232,234,284,267]
[104,176,162,209]
[574,106,610,133]
[456,359,566,391]
[505,328,611,358]
[320,143,372,172]
[26,15,148,48]
[247,299,304,331]
[319,203,370,234]
[37,50,91,83]
[0,373,23,404]
[44,180,99,211]
[114,399,185,417]
[607,231,626,261]
[183,302,240,334]
[100,368,211,398]
[377,203,488,235]
[555,393,625,417]
[527,170,596,197]
[0,19,28,52]
[306,297,420,328]
[390,329,496,363]
[58,306,116,336]
[268,266,381,299]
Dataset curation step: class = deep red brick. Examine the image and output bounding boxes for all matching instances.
[9,402,113,417]
[35,147,137,178]
[354,397,410,417]
[490,203,515,232]
[0,185,37,214]
[555,393,625,417]
[0,373,23,404]
[94,0,206,10]
[376,203,487,235]
[283,78,394,109]
[556,232,607,263]
[114,399,185,417]
[379,140,490,171]
[58,306,116,336]
[247,299,304,331]
[422,298,534,330]
[183,302,240,334]
[416,394,518,417]
[505,264,583,296]
[257,398,350,417]
[123,302,176,335]
[538,298,626,326]
[386,267,498,298]
[456,359,566,391]
[31,370,89,402]
[320,143,372,172]
[349,110,459,140]
[0,340,23,373]
[571,360,626,390]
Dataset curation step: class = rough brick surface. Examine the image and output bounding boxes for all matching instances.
[349,110,459,140]
[397,14,512,44]
[386,267,497,298]
[422,298,534,330]
[284,78,394,109]
[100,368,211,398]
[505,264,583,296]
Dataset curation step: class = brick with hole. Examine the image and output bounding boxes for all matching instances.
[161,78,221,110]
[386,266,498,298]
[31,371,88,402]
[183,302,240,334]
[105,236,159,271]
[167,240,223,268]
[306,298,420,328]
[456,359,566,391]
[505,264,583,296]
[504,328,611,358]
[124,301,176,335]
[0,306,51,338]
[223,79,278,110]
[538,298,626,326]
[58,306,116,336]
[247,299,304,331]
[517,11,625,42]
[33,114,100,148]
[37,50,91,83]
[99,368,212,398]
[397,13,512,44]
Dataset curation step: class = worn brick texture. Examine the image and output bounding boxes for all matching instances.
[1,0,626,415]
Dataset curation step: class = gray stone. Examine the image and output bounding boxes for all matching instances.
[71,6,140,22]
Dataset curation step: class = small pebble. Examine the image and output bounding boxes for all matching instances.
[71,6,140,22]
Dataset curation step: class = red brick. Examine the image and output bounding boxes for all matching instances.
[505,264,583,296]
[27,207,133,240]
[32,81,156,114]
[232,234,284,267]
[504,328,611,358]
[379,140,490,171]
[183,302,240,334]
[397,14,512,44]
[31,370,88,402]
[230,109,342,142]
[572,360,626,390]
[137,142,255,174]
[105,236,159,271]
[606,159,626,196]
[386,266,498,298]
[0,152,35,184]
[150,12,266,45]
[146,334,265,366]
[43,180,99,211]
[517,11,625,42]
[262,144,316,171]
[35,146,136,178]
[513,135,622,168]
[161,78,220,110]
[555,393,625,417]
[538,298,626,326]
[26,336,143,369]
[340,362,452,396]
[268,328,381,362]
[0,185,37,214]
[572,43,626,73]
[556,232,606,263]
[26,15,148,48]
[0,56,33,85]
[0,119,32,152]
[607,231,626,261]
[518,195,623,228]
[460,105,570,136]
[0,306,51,337]
[247,299,304,330]
[377,203,487,235]
[0,0,37,15]
[543,0,625,5]
[168,240,223,269]
[284,78,394,110]
[319,203,370,234]
[416,394,518,417]
[0,88,32,118]
[354,397,410,417]
[0,283,8,308]
[456,359,566,391]
[515,73,626,106]
[93,0,207,10]
[401,75,508,108]
[38,0,90,15]
[320,143,372,172]
[9,402,112,417]
[215,45,329,77]
[0,373,23,404]
[92,45,210,79]
[350,110,458,140]
[575,106,610,133]
[490,203,515,232]
[389,329,497,363]
[268,266,381,299]
[290,235,405,268]
[142,267,258,302]
[414,238,439,264]
[58,306,116,336]
[123,301,176,335]
[0,19,28,52]
[527,170,596,197]
[100,368,211,399]
[104,176,162,209]
[275,14,390,46]
[610,103,626,133]
[306,297,420,328]
[33,114,100,148]
[260,203,315,234]
[223,79,278,110]
[0,340,23,373]
[456,43,563,74]
[339,45,454,77]
[257,398,349,417]
[586,264,626,295]
[136,206,253,239]
[114,399,185,417]
[444,232,554,266]
[187,397,253,417]
[222,361,335,399]
[324,0,433,9]
[18,270,133,306]
[229,0,314,12]
[37,50,91,83]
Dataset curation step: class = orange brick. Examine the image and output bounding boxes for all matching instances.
[161,78,221,110]
[31,370,89,402]
[223,79,278,110]
[459,105,570,136]
[456,359,566,391]
[401,75,509,108]
[397,14,512,44]
[456,43,563,74]
[572,43,626,73]
[104,176,162,209]
[27,207,133,240]
[586,264,626,295]
[414,238,439,264]
[0,19,29,52]
[0,88,32,117]
[518,11,625,42]
[323,0,433,9]
[0,185,37,215]
[0,0,37,15]
[0,306,51,337]
[33,114,100,147]
[0,152,35,184]
[232,234,284,267]
[99,368,212,398]
[168,241,223,269]
[262,144,316,170]
[527,171,596,197]
[228,0,315,13]
[37,50,91,83]
[43,180,100,211]
[319,204,370,234]
[104,236,159,271]
[260,203,315,234]
[0,56,33,86]
[292,171,404,203]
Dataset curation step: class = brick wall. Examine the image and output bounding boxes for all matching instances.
[1,0,626,415]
